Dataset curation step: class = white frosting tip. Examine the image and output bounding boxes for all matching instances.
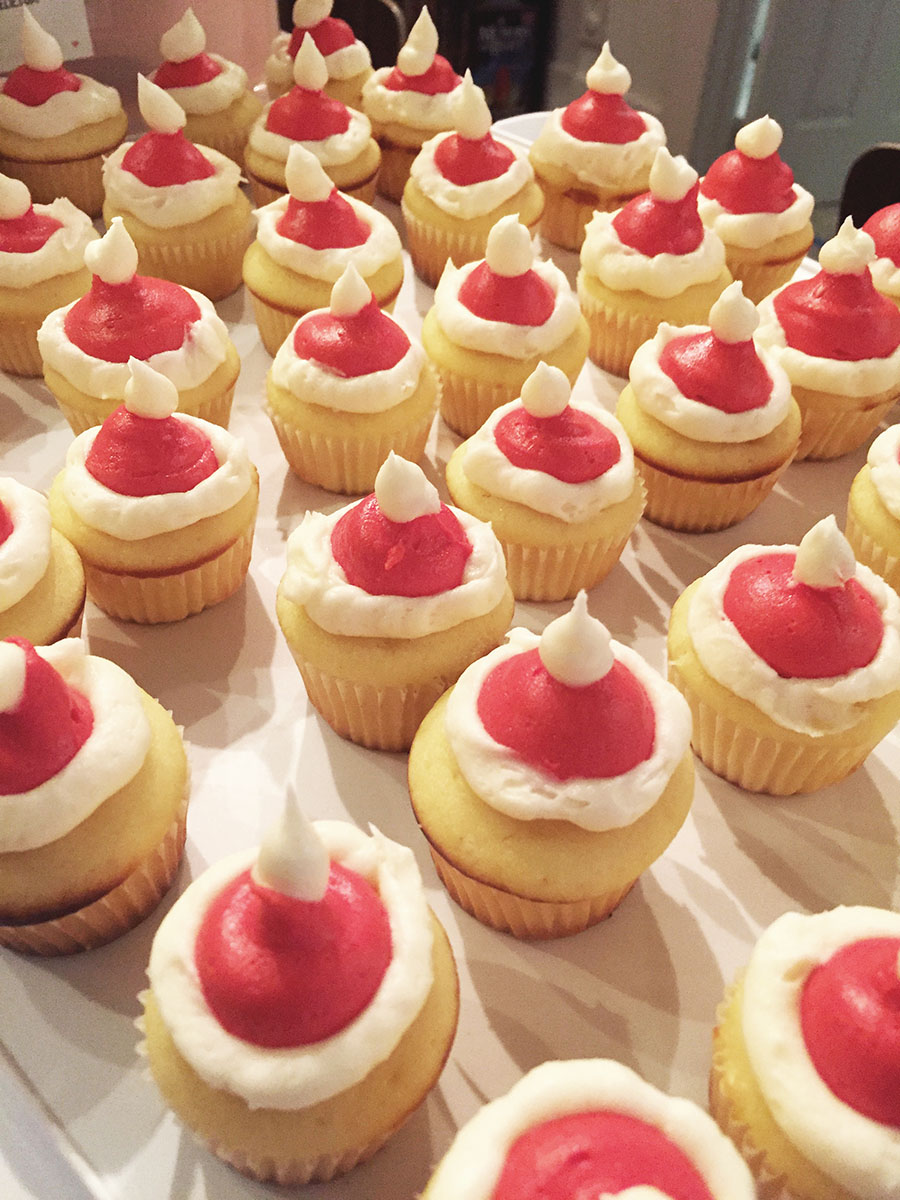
[649,147,697,202]
[0,172,31,221]
[0,641,27,714]
[84,217,139,285]
[585,41,631,96]
[22,7,63,73]
[251,789,331,901]
[709,280,758,343]
[539,591,614,686]
[818,216,875,275]
[374,453,441,522]
[397,6,439,76]
[293,0,332,26]
[329,262,372,317]
[137,72,187,135]
[293,30,329,91]
[124,358,179,420]
[159,7,206,62]
[520,361,571,417]
[285,140,333,201]
[485,214,534,277]
[454,69,491,140]
[793,515,856,588]
[734,114,784,159]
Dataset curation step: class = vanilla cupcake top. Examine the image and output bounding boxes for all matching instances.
[361,6,463,132]
[265,0,372,96]
[0,173,97,288]
[150,7,251,116]
[867,424,900,522]
[0,478,52,613]
[863,203,900,300]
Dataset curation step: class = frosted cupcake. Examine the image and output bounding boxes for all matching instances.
[446,362,644,600]
[102,75,253,301]
[264,0,373,109]
[361,7,463,202]
[698,115,814,303]
[402,70,544,286]
[245,33,380,207]
[846,423,900,594]
[617,281,801,531]
[667,516,900,795]
[755,218,900,460]
[711,905,900,1200]
[150,6,263,164]
[0,172,97,377]
[578,147,732,377]
[409,593,694,938]
[244,142,403,355]
[529,42,667,252]
[37,218,240,434]
[0,637,189,955]
[276,454,514,751]
[141,797,458,1185]
[0,10,127,217]
[862,201,900,309]
[266,265,438,493]
[422,214,589,437]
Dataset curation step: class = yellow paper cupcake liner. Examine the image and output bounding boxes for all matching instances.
[202,1129,394,1186]
[401,205,487,288]
[725,253,807,306]
[2,153,106,218]
[376,144,419,203]
[793,385,899,461]
[501,529,635,602]
[577,281,662,379]
[0,316,44,377]
[637,458,793,532]
[438,371,521,439]
[53,376,237,436]
[250,295,297,357]
[845,504,900,593]
[538,188,626,253]
[127,226,249,302]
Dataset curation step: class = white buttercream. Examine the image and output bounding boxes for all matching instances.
[265,17,370,97]
[540,592,614,685]
[147,821,434,1110]
[329,261,370,316]
[819,217,875,275]
[870,252,900,300]
[397,7,438,77]
[21,9,62,72]
[250,793,330,901]
[0,173,29,219]
[586,42,631,95]
[0,73,123,140]
[0,642,25,710]
[867,423,900,521]
[0,193,97,289]
[734,114,783,159]
[248,100,372,168]
[0,478,52,611]
[530,98,665,191]
[522,360,569,416]
[410,126,533,219]
[710,280,758,343]
[454,69,491,140]
[85,217,138,284]
[294,0,331,23]
[137,72,185,134]
[159,8,206,61]
[696,182,814,249]
[649,147,696,203]
[293,32,328,91]
[362,63,463,131]
[284,140,332,201]
[375,453,440,521]
[741,906,900,1200]
[124,357,178,419]
[151,54,249,118]
[793,516,855,588]
[485,213,533,275]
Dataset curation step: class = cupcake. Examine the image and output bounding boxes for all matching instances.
[266,265,438,493]
[667,516,900,795]
[424,1059,756,1198]
[845,423,900,594]
[578,147,732,378]
[150,6,263,164]
[617,280,801,532]
[37,218,241,434]
[862,201,900,309]
[245,33,380,207]
[422,214,589,438]
[446,362,644,601]
[0,9,127,217]
[0,637,189,955]
[528,42,667,252]
[276,453,514,751]
[141,797,459,1184]
[402,70,544,286]
[408,593,694,938]
[755,218,900,460]
[710,905,900,1200]
[361,6,463,203]
[0,171,97,377]
[47,359,259,625]
[243,141,403,355]
[698,115,814,303]
[101,74,253,301]
[264,0,373,109]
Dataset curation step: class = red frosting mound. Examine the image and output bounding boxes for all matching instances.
[800,936,900,1128]
[0,638,94,796]
[0,204,62,253]
[478,649,655,780]
[491,1110,716,1200]
[494,406,621,483]
[561,90,647,145]
[276,190,369,248]
[864,203,900,268]
[722,552,883,679]
[772,270,900,361]
[65,276,201,362]
[613,181,704,257]
[331,493,472,597]
[85,405,218,497]
[195,862,392,1048]
[152,53,222,89]
[385,55,460,96]
[659,331,772,414]
[0,501,12,546]
[121,130,216,187]
[700,149,796,214]
[434,132,515,185]
[267,86,350,140]
[2,64,81,106]
[458,260,555,326]
[289,16,356,59]
[292,297,409,376]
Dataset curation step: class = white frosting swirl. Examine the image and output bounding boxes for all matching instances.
[410,127,533,219]
[397,6,438,76]
[819,217,875,274]
[793,515,855,588]
[539,591,614,684]
[0,478,51,611]
[530,96,665,191]
[248,100,372,168]
[265,11,370,97]
[375,451,440,519]
[0,173,29,218]
[734,114,783,159]
[870,252,900,300]
[152,53,249,116]
[159,7,206,61]
[696,182,814,249]
[0,73,123,140]
[586,42,631,95]
[0,192,97,288]
[867,423,900,522]
[102,137,243,229]
[250,792,330,901]
[137,72,186,134]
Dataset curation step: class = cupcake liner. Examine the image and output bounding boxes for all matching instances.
[52,376,237,437]
[376,145,419,203]
[246,173,285,207]
[501,527,636,602]
[539,187,625,253]
[401,204,485,287]
[845,504,900,592]
[636,457,793,532]
[343,175,378,206]
[577,278,661,379]
[725,253,807,306]
[438,371,521,439]
[2,152,106,217]
[127,224,249,302]
[250,294,298,357]
[201,1129,393,1186]
[794,386,899,461]
[0,316,43,377]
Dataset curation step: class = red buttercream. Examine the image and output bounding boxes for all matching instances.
[290,16,355,59]
[0,501,13,546]
[266,86,350,140]
[772,270,900,361]
[490,1110,716,1200]
[292,297,409,375]
[331,493,472,597]
[121,130,216,187]
[613,181,704,257]
[2,64,81,106]
[864,203,900,268]
[276,190,369,248]
[700,149,796,214]
[195,862,392,1048]
[434,132,514,185]
[152,53,223,89]
[0,638,94,796]
[0,204,62,254]
[561,90,647,145]
[659,331,772,414]
[458,260,555,326]
[85,405,218,497]
[800,936,900,1128]
[477,649,655,780]
[722,552,883,679]
[64,276,201,362]
[385,55,460,96]
[494,407,621,482]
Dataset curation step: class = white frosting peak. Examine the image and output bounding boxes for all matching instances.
[159,7,206,62]
[485,214,534,277]
[293,32,329,91]
[0,173,31,221]
[375,453,441,522]
[539,591,615,686]
[21,8,63,73]
[284,140,333,201]
[137,73,187,135]
[793,515,856,588]
[709,280,758,343]
[329,262,372,316]
[455,69,491,140]
[818,216,875,275]
[397,6,439,76]
[84,217,138,284]
[124,358,179,419]
[0,642,26,713]
[734,114,783,159]
[586,41,631,96]
[251,790,330,901]
[293,0,331,25]
[649,147,697,202]
[520,361,571,417]
[600,1191,671,1200]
